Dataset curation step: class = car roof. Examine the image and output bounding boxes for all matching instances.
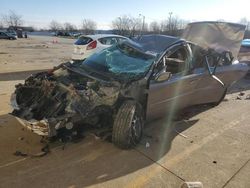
[79,34,127,40]
[132,34,183,54]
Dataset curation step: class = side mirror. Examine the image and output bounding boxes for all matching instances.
[156,71,172,82]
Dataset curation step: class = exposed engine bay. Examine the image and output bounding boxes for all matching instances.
[11,62,123,137]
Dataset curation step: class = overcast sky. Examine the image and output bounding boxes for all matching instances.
[1,0,249,29]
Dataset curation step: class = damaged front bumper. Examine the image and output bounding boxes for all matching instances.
[12,113,79,138]
[15,117,50,136]
[11,93,79,137]
[11,93,52,137]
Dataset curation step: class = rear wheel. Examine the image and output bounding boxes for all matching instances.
[112,100,144,149]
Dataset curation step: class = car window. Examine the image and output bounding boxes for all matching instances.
[74,37,93,45]
[189,44,206,69]
[116,37,127,43]
[190,43,233,70]
[98,37,117,45]
[166,46,189,74]
[80,43,156,82]
[207,51,233,68]
[153,45,190,77]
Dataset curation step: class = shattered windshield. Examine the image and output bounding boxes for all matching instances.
[78,42,156,82]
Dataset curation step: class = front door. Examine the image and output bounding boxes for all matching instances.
[146,43,201,120]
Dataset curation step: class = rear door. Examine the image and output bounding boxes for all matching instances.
[206,51,248,88]
[146,43,202,120]
[186,43,225,105]
[190,47,249,105]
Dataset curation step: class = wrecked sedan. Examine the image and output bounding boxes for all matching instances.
[11,22,249,149]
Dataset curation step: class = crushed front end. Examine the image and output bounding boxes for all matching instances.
[10,62,121,137]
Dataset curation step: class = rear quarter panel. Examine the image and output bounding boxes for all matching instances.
[216,63,249,87]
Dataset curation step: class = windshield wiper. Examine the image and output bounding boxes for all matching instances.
[74,63,115,82]
[62,64,104,82]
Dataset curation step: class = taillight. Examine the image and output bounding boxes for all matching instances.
[86,40,97,50]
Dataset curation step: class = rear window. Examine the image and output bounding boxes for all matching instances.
[98,37,117,45]
[116,37,127,43]
[74,37,93,45]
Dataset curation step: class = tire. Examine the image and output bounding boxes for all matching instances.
[112,100,144,149]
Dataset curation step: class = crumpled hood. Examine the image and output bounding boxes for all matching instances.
[182,21,246,60]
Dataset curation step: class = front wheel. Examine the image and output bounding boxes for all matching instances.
[112,100,144,149]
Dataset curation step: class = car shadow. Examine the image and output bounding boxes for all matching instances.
[135,104,210,160]
[0,104,212,187]
[0,105,211,187]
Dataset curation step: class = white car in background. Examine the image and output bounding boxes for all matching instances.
[72,34,128,60]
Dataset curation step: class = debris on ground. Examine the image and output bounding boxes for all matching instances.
[174,127,188,138]
[89,127,113,142]
[245,94,250,100]
[145,142,150,148]
[90,133,101,140]
[144,134,153,139]
[13,144,50,158]
[235,92,250,100]
[239,91,245,96]
[181,182,203,188]
[236,96,242,100]
[13,150,28,157]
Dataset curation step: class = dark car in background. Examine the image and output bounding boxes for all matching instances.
[10,22,249,149]
[0,31,17,40]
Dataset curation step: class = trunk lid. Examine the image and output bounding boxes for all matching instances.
[182,21,246,60]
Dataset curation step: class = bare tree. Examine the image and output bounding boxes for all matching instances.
[112,15,142,37]
[49,20,63,32]
[168,15,180,35]
[160,20,168,33]
[64,22,76,32]
[158,13,187,36]
[112,13,187,36]
[0,21,3,29]
[81,19,97,34]
[2,10,23,29]
[143,22,149,32]
[239,17,250,30]
[130,17,142,37]
[112,15,131,36]
[149,21,161,33]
